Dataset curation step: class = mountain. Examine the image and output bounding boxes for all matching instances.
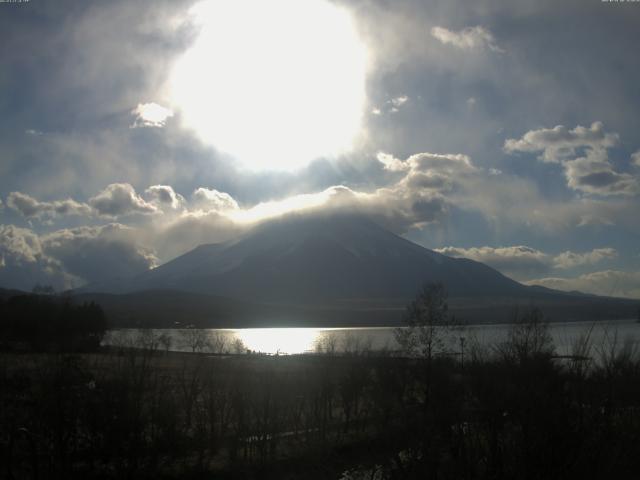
[98,214,557,304]
[10,215,638,326]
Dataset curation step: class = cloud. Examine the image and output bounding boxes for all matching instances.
[552,248,617,270]
[389,95,409,113]
[89,183,157,217]
[6,192,92,219]
[0,224,46,265]
[221,182,447,235]
[431,26,504,53]
[145,185,185,211]
[632,150,640,168]
[564,149,639,196]
[7,184,160,220]
[0,223,158,290]
[41,224,158,284]
[154,210,243,261]
[527,270,640,299]
[131,102,174,128]
[436,245,618,280]
[191,187,239,212]
[390,95,408,107]
[504,121,619,163]
[436,245,551,278]
[504,122,639,196]
[0,224,70,290]
[370,95,410,115]
[378,151,474,174]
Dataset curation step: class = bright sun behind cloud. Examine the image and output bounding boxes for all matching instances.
[169,0,368,171]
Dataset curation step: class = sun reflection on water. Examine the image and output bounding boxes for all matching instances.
[233,328,321,354]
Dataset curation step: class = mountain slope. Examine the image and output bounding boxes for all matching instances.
[117,214,539,304]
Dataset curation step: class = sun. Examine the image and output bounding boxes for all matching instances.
[169,0,368,171]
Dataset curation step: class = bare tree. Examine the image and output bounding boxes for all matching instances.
[495,306,554,363]
[157,331,172,353]
[394,283,456,360]
[181,327,211,353]
[209,331,228,354]
[231,337,246,354]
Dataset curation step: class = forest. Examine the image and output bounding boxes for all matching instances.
[2,289,640,479]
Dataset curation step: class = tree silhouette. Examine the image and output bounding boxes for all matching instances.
[394,283,456,360]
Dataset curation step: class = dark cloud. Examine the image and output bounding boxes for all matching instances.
[0,224,70,290]
[6,192,92,219]
[564,149,639,196]
[41,224,158,284]
[145,185,186,210]
[0,0,639,293]
[505,123,639,196]
[0,223,158,290]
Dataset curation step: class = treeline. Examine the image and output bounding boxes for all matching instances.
[2,325,640,479]
[0,294,107,352]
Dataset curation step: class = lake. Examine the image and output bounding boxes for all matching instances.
[104,318,640,358]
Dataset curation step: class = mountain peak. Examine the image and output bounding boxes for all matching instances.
[116,213,525,304]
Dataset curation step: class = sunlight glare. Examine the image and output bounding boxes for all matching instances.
[234,328,320,354]
[169,0,368,171]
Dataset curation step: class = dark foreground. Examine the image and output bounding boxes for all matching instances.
[3,334,640,480]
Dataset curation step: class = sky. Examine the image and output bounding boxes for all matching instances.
[1,0,639,298]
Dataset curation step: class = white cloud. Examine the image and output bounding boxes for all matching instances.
[89,183,158,218]
[436,245,550,278]
[504,121,618,163]
[527,270,640,299]
[632,150,640,167]
[370,95,410,115]
[378,151,475,174]
[131,102,174,128]
[0,224,70,290]
[6,192,92,219]
[389,95,409,112]
[436,245,619,280]
[552,248,617,269]
[431,26,504,53]
[0,224,45,265]
[191,187,239,212]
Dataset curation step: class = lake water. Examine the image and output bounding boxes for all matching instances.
[104,319,640,358]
